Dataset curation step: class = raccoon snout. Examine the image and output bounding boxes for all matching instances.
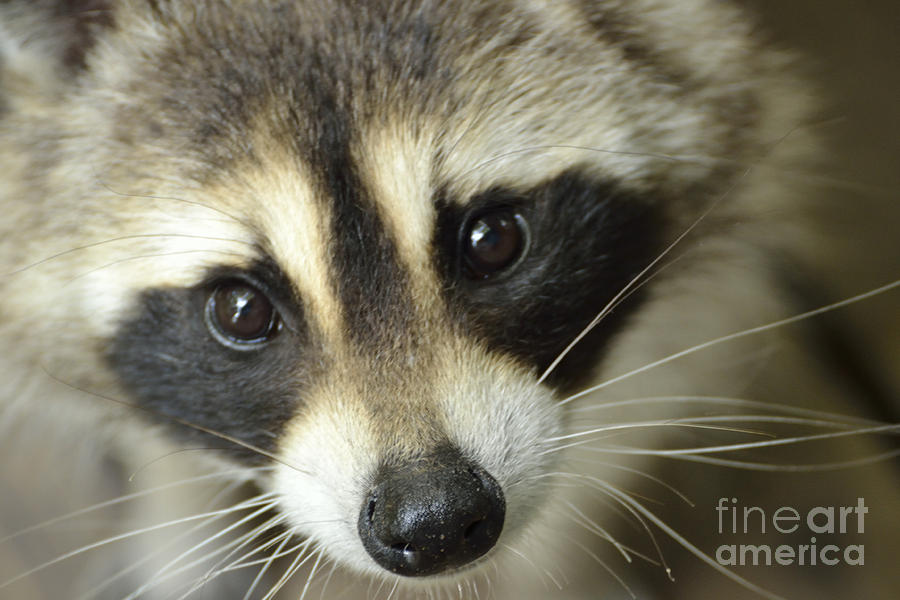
[357,447,505,577]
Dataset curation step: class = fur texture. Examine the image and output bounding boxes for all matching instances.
[1,1,897,599]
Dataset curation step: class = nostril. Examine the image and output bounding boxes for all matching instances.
[391,542,414,553]
[366,498,376,522]
[463,518,486,541]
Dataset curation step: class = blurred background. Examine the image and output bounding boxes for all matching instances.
[746,0,899,406]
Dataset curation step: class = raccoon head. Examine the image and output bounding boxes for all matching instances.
[0,0,803,588]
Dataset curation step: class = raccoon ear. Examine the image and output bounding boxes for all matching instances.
[0,0,115,78]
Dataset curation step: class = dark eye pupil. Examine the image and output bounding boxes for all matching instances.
[465,212,524,278]
[211,284,275,342]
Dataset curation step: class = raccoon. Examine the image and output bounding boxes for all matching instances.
[0,1,897,599]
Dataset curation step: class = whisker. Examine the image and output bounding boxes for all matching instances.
[127,451,270,482]
[4,234,254,278]
[524,472,643,531]
[665,414,873,428]
[0,467,271,546]
[539,184,728,384]
[564,461,695,507]
[40,366,310,474]
[73,492,265,600]
[316,559,340,600]
[121,499,279,599]
[570,395,882,425]
[0,494,276,590]
[557,413,881,449]
[580,424,898,457]
[369,572,387,599]
[93,178,249,226]
[595,480,786,600]
[562,501,632,562]
[174,513,288,599]
[242,531,296,600]
[261,538,316,600]
[540,120,815,385]
[383,576,401,600]
[560,280,900,405]
[499,544,551,589]
[569,538,637,600]
[581,480,674,583]
[224,530,304,572]
[628,447,900,472]
[297,547,326,600]
[545,419,775,446]
[64,249,248,284]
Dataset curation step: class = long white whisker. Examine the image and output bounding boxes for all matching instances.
[570,395,882,426]
[0,494,276,590]
[627,447,900,471]
[561,280,900,405]
[74,490,273,599]
[540,120,814,385]
[569,538,637,599]
[539,191,727,384]
[121,498,278,599]
[0,467,271,545]
[545,419,774,445]
[298,547,325,600]
[563,501,632,562]
[384,576,401,600]
[596,480,786,599]
[369,572,387,599]
[40,367,311,473]
[564,461,695,507]
[174,513,288,599]
[241,531,295,600]
[500,543,558,590]
[316,559,340,600]
[261,538,316,600]
[226,531,307,572]
[581,479,674,581]
[580,424,899,456]
[558,414,879,447]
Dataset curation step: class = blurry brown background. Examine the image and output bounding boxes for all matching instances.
[746,0,899,405]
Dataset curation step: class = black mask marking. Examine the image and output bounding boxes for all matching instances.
[107,259,312,463]
[434,170,664,390]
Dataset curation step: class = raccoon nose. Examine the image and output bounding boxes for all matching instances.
[357,447,505,577]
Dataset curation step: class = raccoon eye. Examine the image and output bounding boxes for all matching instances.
[205,282,280,349]
[463,210,527,279]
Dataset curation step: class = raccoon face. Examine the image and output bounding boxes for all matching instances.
[103,125,665,578]
[0,0,820,593]
[40,0,693,581]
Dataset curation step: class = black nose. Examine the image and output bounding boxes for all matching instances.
[357,446,505,577]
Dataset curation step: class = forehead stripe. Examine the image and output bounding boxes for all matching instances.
[308,108,416,350]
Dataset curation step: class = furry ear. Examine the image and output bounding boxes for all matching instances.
[0,0,114,77]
